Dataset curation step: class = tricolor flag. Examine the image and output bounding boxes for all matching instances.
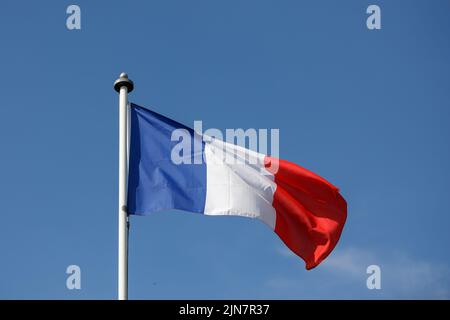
[127,103,347,269]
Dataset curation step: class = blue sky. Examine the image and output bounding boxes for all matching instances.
[0,0,450,299]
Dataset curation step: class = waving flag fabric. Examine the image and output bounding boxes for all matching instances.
[127,103,347,269]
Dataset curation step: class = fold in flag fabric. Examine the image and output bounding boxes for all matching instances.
[127,103,347,269]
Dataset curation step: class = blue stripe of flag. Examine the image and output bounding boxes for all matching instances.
[127,103,207,215]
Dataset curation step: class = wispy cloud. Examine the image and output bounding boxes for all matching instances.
[270,246,450,299]
[323,247,374,276]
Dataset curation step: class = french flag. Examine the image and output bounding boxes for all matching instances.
[127,103,347,269]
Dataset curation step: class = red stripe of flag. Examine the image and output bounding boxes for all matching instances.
[265,156,347,269]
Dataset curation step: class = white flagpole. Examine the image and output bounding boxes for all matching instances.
[114,72,134,300]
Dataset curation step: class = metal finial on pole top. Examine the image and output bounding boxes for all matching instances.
[114,72,134,93]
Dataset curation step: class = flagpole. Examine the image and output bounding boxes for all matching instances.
[114,72,134,300]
